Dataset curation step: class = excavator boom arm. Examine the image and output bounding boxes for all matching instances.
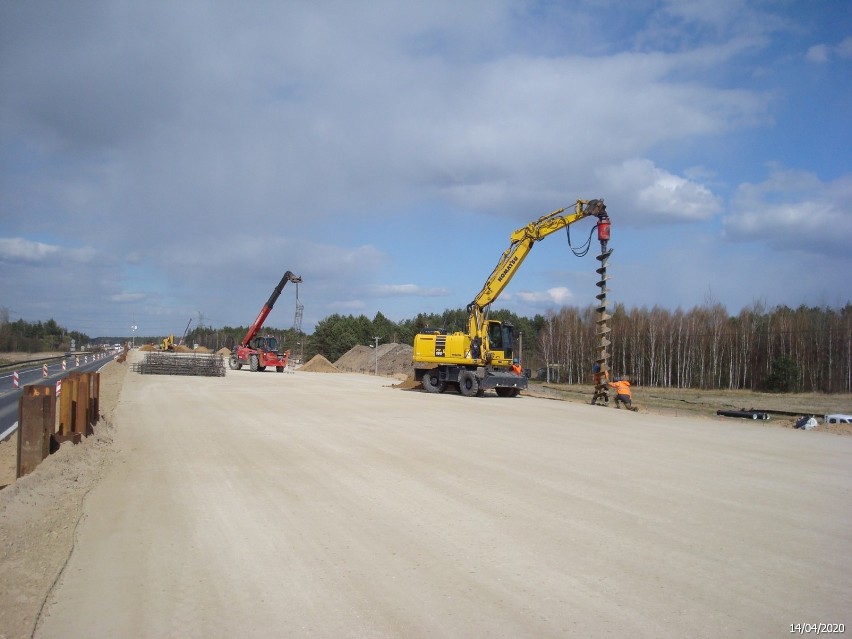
[467,199,607,335]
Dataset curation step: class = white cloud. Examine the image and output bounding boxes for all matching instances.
[807,37,852,63]
[110,292,148,303]
[724,168,852,252]
[515,287,574,306]
[369,284,450,297]
[598,159,722,224]
[0,238,96,264]
[0,238,59,263]
[806,44,830,63]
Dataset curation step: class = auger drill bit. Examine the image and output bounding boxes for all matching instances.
[592,214,612,406]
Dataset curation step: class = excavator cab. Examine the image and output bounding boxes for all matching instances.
[485,320,515,363]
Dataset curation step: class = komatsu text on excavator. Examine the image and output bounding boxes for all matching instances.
[413,199,612,398]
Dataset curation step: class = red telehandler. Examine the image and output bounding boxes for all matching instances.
[229,271,302,372]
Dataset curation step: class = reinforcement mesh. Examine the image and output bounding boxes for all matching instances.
[132,352,226,377]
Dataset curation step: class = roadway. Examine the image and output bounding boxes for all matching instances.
[32,365,852,638]
[0,353,118,440]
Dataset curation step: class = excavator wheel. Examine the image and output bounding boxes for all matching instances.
[495,387,515,398]
[422,371,447,394]
[458,370,480,397]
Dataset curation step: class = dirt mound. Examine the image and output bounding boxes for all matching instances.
[173,345,192,352]
[393,374,422,390]
[194,346,212,353]
[139,344,155,351]
[334,343,413,377]
[299,354,342,373]
[217,347,231,357]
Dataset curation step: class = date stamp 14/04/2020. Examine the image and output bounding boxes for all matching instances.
[790,623,845,635]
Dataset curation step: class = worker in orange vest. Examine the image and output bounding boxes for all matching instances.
[510,358,522,375]
[609,377,638,411]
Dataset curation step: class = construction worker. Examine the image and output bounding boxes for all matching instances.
[590,362,609,405]
[511,358,522,375]
[609,376,637,411]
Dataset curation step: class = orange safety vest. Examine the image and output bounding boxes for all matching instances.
[609,380,632,398]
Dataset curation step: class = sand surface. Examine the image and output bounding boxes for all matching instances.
[1,350,850,638]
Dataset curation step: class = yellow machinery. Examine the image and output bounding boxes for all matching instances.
[413,199,611,397]
[161,334,175,351]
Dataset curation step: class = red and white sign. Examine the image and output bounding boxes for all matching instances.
[12,371,19,388]
[62,359,67,371]
[56,378,62,396]
[42,364,48,378]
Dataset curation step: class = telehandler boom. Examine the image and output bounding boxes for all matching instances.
[229,271,302,373]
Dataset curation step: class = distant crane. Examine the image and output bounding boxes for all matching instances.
[178,318,192,346]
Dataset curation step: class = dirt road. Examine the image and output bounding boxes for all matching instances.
[27,359,852,638]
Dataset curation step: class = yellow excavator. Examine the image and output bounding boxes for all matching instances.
[413,199,612,397]
[161,334,175,351]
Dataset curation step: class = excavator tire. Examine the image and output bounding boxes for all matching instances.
[495,387,519,398]
[458,370,480,397]
[422,371,446,393]
[250,355,259,372]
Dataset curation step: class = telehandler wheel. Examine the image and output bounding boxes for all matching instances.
[258,365,267,371]
[422,371,446,394]
[229,355,242,370]
[250,354,259,372]
[458,370,480,397]
[276,366,284,372]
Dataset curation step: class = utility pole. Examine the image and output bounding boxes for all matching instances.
[519,331,523,368]
[372,336,381,375]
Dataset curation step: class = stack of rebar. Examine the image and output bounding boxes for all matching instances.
[132,352,226,377]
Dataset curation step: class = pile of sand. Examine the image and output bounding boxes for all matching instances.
[139,344,155,351]
[217,347,231,357]
[393,374,422,390]
[334,343,413,377]
[299,354,342,373]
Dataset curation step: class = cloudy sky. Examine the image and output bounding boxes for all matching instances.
[1,0,850,339]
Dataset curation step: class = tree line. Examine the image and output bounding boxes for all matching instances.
[0,308,89,353]
[538,302,852,393]
[3,302,849,393]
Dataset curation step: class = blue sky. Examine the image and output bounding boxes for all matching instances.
[1,0,850,338]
